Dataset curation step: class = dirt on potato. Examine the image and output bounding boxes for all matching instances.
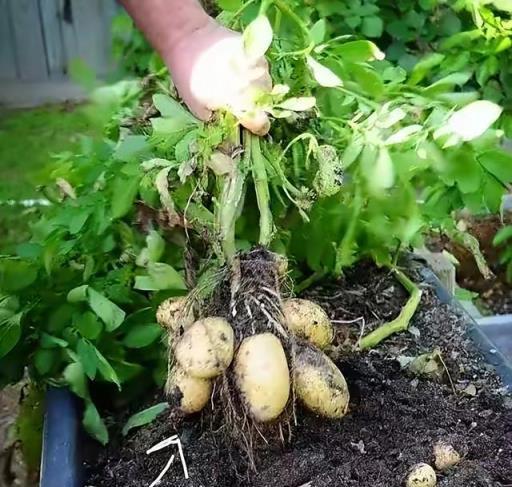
[86,262,512,487]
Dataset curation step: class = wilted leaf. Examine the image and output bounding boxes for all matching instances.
[447,101,503,141]
[313,145,343,197]
[277,97,316,111]
[244,15,273,61]
[385,125,423,145]
[307,56,343,87]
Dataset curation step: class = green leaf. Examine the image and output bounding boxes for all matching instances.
[122,402,169,436]
[361,16,383,38]
[478,149,512,184]
[409,53,445,85]
[94,347,121,389]
[67,285,89,303]
[77,339,98,380]
[123,323,162,348]
[136,230,165,267]
[73,311,103,340]
[63,362,88,399]
[151,118,189,135]
[134,263,187,291]
[243,15,273,61]
[0,260,38,292]
[483,175,504,212]
[40,333,68,349]
[152,94,199,124]
[493,226,512,246]
[87,288,126,332]
[114,135,150,162]
[335,40,384,62]
[342,139,363,169]
[111,176,140,219]
[0,312,22,358]
[34,349,58,376]
[349,63,384,98]
[310,19,327,45]
[447,101,503,141]
[83,400,108,445]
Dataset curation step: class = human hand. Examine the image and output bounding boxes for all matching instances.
[164,19,272,136]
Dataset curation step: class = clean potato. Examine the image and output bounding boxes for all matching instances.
[166,366,212,414]
[282,298,334,349]
[405,463,437,487]
[294,344,349,418]
[156,296,194,331]
[176,317,234,379]
[234,333,290,422]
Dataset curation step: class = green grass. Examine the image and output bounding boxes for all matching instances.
[0,104,94,252]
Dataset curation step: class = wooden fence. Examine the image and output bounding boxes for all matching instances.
[0,0,118,107]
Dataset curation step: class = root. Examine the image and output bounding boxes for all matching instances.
[359,268,422,350]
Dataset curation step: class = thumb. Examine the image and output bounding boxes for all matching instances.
[238,109,270,136]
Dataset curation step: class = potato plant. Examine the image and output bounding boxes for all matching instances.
[0,0,511,451]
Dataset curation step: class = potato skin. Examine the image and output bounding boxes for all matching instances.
[294,344,349,419]
[282,299,334,349]
[175,317,234,379]
[166,366,212,414]
[156,296,194,331]
[405,463,437,487]
[234,333,290,422]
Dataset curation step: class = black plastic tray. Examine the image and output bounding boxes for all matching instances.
[39,270,512,487]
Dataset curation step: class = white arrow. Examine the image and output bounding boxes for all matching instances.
[146,434,189,486]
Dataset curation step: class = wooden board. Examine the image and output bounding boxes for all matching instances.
[8,0,48,80]
[39,0,66,78]
[0,0,17,79]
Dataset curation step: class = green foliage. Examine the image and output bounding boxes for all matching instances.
[493,224,512,282]
[1,0,512,445]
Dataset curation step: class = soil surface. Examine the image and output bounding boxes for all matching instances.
[427,215,512,316]
[87,261,512,487]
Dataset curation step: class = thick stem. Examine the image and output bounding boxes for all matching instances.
[359,268,422,350]
[248,132,273,247]
[217,128,246,262]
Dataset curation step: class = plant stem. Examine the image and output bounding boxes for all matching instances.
[217,128,246,262]
[359,268,422,350]
[248,131,273,246]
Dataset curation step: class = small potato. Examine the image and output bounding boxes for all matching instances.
[294,344,349,419]
[406,463,437,487]
[176,317,234,379]
[156,297,194,332]
[282,298,334,349]
[234,333,290,422]
[166,366,212,414]
[433,441,460,471]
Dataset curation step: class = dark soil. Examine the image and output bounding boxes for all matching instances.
[87,262,512,487]
[427,214,512,316]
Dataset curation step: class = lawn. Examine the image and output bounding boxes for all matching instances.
[0,104,93,252]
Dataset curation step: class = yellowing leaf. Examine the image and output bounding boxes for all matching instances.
[447,100,503,141]
[307,56,343,88]
[243,15,273,61]
[277,97,316,111]
[385,125,423,145]
[373,147,395,191]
